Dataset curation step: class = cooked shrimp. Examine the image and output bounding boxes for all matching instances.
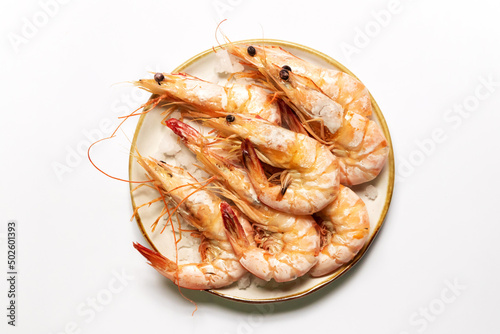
[134,156,254,289]
[225,43,372,117]
[276,68,388,186]
[166,118,321,281]
[229,60,388,186]
[221,201,320,282]
[310,185,370,277]
[199,114,339,215]
[133,73,281,124]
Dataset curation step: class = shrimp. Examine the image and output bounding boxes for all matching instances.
[221,201,320,282]
[310,185,370,277]
[166,118,321,282]
[133,72,281,124]
[224,43,372,117]
[227,57,388,186]
[199,114,340,215]
[134,156,254,289]
[276,80,388,186]
[329,111,389,185]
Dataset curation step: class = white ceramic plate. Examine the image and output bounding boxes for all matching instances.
[129,39,394,303]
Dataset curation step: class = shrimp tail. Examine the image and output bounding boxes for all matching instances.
[133,242,176,272]
[220,202,250,255]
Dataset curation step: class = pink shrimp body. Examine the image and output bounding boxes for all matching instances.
[310,185,370,277]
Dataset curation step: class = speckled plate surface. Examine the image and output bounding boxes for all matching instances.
[129,39,394,303]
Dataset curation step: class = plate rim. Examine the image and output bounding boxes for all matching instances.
[128,38,395,303]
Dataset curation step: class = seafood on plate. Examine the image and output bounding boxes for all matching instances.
[166,118,321,282]
[122,41,391,296]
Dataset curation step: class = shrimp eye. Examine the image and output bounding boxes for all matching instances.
[282,65,292,72]
[279,69,290,81]
[154,73,165,85]
[226,115,236,123]
[247,46,256,57]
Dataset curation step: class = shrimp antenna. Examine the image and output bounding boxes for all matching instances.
[88,136,150,184]
[110,81,131,88]
[88,92,166,184]
[215,19,228,50]
[259,23,265,40]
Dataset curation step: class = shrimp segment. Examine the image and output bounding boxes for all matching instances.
[224,43,372,117]
[201,115,340,215]
[134,156,253,289]
[166,118,321,281]
[310,185,370,277]
[133,73,281,124]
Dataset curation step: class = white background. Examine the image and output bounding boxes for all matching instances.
[1,0,500,333]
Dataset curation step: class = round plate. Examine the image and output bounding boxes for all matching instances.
[129,39,394,303]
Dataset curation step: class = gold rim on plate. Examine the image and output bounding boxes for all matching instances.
[129,39,395,303]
